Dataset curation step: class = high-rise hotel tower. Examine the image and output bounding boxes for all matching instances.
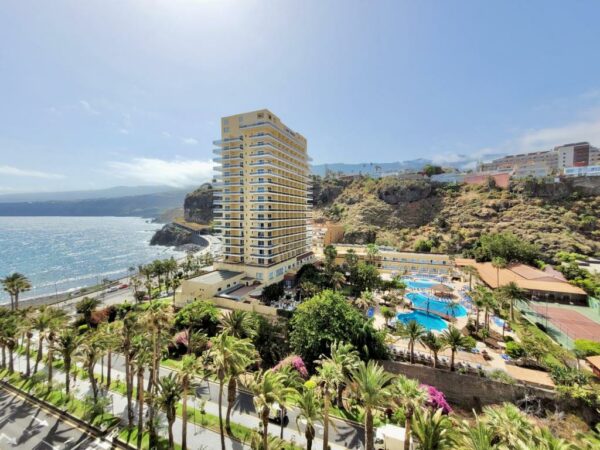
[212,109,313,283]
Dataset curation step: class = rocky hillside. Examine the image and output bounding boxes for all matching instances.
[313,175,600,261]
[184,183,214,224]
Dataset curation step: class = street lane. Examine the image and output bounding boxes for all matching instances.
[0,387,105,450]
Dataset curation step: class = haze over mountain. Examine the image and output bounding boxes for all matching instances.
[0,185,191,203]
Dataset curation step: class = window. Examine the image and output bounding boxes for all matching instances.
[224,127,230,133]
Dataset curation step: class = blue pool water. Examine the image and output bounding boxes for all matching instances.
[406,292,467,318]
[401,278,438,289]
[396,311,448,331]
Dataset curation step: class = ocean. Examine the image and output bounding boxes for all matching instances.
[0,216,185,303]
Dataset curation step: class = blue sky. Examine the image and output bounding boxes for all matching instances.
[1,0,600,193]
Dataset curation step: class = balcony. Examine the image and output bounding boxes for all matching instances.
[213,137,243,146]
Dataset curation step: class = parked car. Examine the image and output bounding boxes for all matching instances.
[119,283,129,289]
[106,286,119,293]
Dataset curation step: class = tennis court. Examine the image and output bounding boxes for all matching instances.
[530,304,600,341]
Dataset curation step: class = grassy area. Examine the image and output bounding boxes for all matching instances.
[118,427,181,450]
[161,358,182,371]
[511,315,571,368]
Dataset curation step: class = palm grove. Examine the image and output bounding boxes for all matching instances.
[0,249,599,449]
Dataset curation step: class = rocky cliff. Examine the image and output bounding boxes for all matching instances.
[312,175,600,260]
[184,183,214,224]
[150,223,193,246]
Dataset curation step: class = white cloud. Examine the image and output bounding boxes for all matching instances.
[162,131,172,138]
[517,116,600,153]
[181,137,199,145]
[107,158,214,187]
[79,100,100,115]
[0,165,64,179]
[429,147,507,169]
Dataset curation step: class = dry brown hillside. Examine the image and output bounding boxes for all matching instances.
[312,175,600,261]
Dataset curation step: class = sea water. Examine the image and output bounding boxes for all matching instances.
[0,216,185,303]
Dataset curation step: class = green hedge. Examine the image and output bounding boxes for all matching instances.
[574,339,600,357]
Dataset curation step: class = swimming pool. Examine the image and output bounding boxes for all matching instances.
[406,292,467,318]
[396,311,448,331]
[401,278,438,289]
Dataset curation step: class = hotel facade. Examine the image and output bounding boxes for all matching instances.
[176,109,314,306]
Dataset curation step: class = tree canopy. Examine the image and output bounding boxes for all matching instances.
[467,232,540,265]
[289,290,387,369]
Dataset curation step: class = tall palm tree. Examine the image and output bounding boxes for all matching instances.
[295,388,323,450]
[118,312,139,428]
[329,340,360,408]
[99,321,121,389]
[491,257,507,289]
[31,306,66,374]
[399,320,426,364]
[393,375,427,450]
[461,265,479,291]
[420,331,446,369]
[349,361,395,450]
[220,310,257,339]
[497,281,525,321]
[157,373,183,450]
[366,243,379,265]
[179,354,200,450]
[76,330,105,402]
[471,286,493,332]
[141,300,173,448]
[53,328,82,395]
[206,332,257,450]
[0,311,19,374]
[412,408,456,450]
[315,360,344,450]
[441,326,465,371]
[1,272,31,310]
[246,369,295,450]
[18,308,35,377]
[131,334,152,450]
[275,364,302,439]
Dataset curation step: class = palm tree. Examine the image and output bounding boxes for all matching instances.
[412,408,456,450]
[441,326,465,371]
[141,300,173,448]
[315,360,344,450]
[471,285,493,332]
[31,306,66,374]
[295,388,323,450]
[381,306,397,327]
[1,272,31,310]
[246,369,295,450]
[179,354,200,450]
[0,311,19,374]
[457,416,496,450]
[420,331,446,369]
[131,334,152,450]
[77,330,105,402]
[99,321,121,389]
[206,332,257,449]
[76,296,100,328]
[328,340,360,408]
[220,310,257,339]
[461,265,479,291]
[275,364,302,439]
[349,361,395,450]
[497,281,525,322]
[354,289,375,312]
[393,375,427,450]
[482,403,532,447]
[157,373,183,450]
[399,320,426,364]
[118,312,139,428]
[331,271,346,292]
[53,328,82,395]
[491,257,507,289]
[323,244,338,275]
[366,243,380,265]
[18,308,35,377]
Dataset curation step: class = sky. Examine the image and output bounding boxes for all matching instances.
[1,0,600,193]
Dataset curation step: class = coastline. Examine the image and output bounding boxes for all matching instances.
[0,216,194,306]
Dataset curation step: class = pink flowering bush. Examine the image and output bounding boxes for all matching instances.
[422,384,452,414]
[273,355,309,378]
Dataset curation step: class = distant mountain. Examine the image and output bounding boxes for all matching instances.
[311,159,433,176]
[0,185,191,203]
[0,190,187,219]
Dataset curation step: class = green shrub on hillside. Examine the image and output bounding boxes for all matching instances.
[574,339,600,357]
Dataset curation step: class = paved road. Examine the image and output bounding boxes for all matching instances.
[109,353,365,449]
[0,387,108,450]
